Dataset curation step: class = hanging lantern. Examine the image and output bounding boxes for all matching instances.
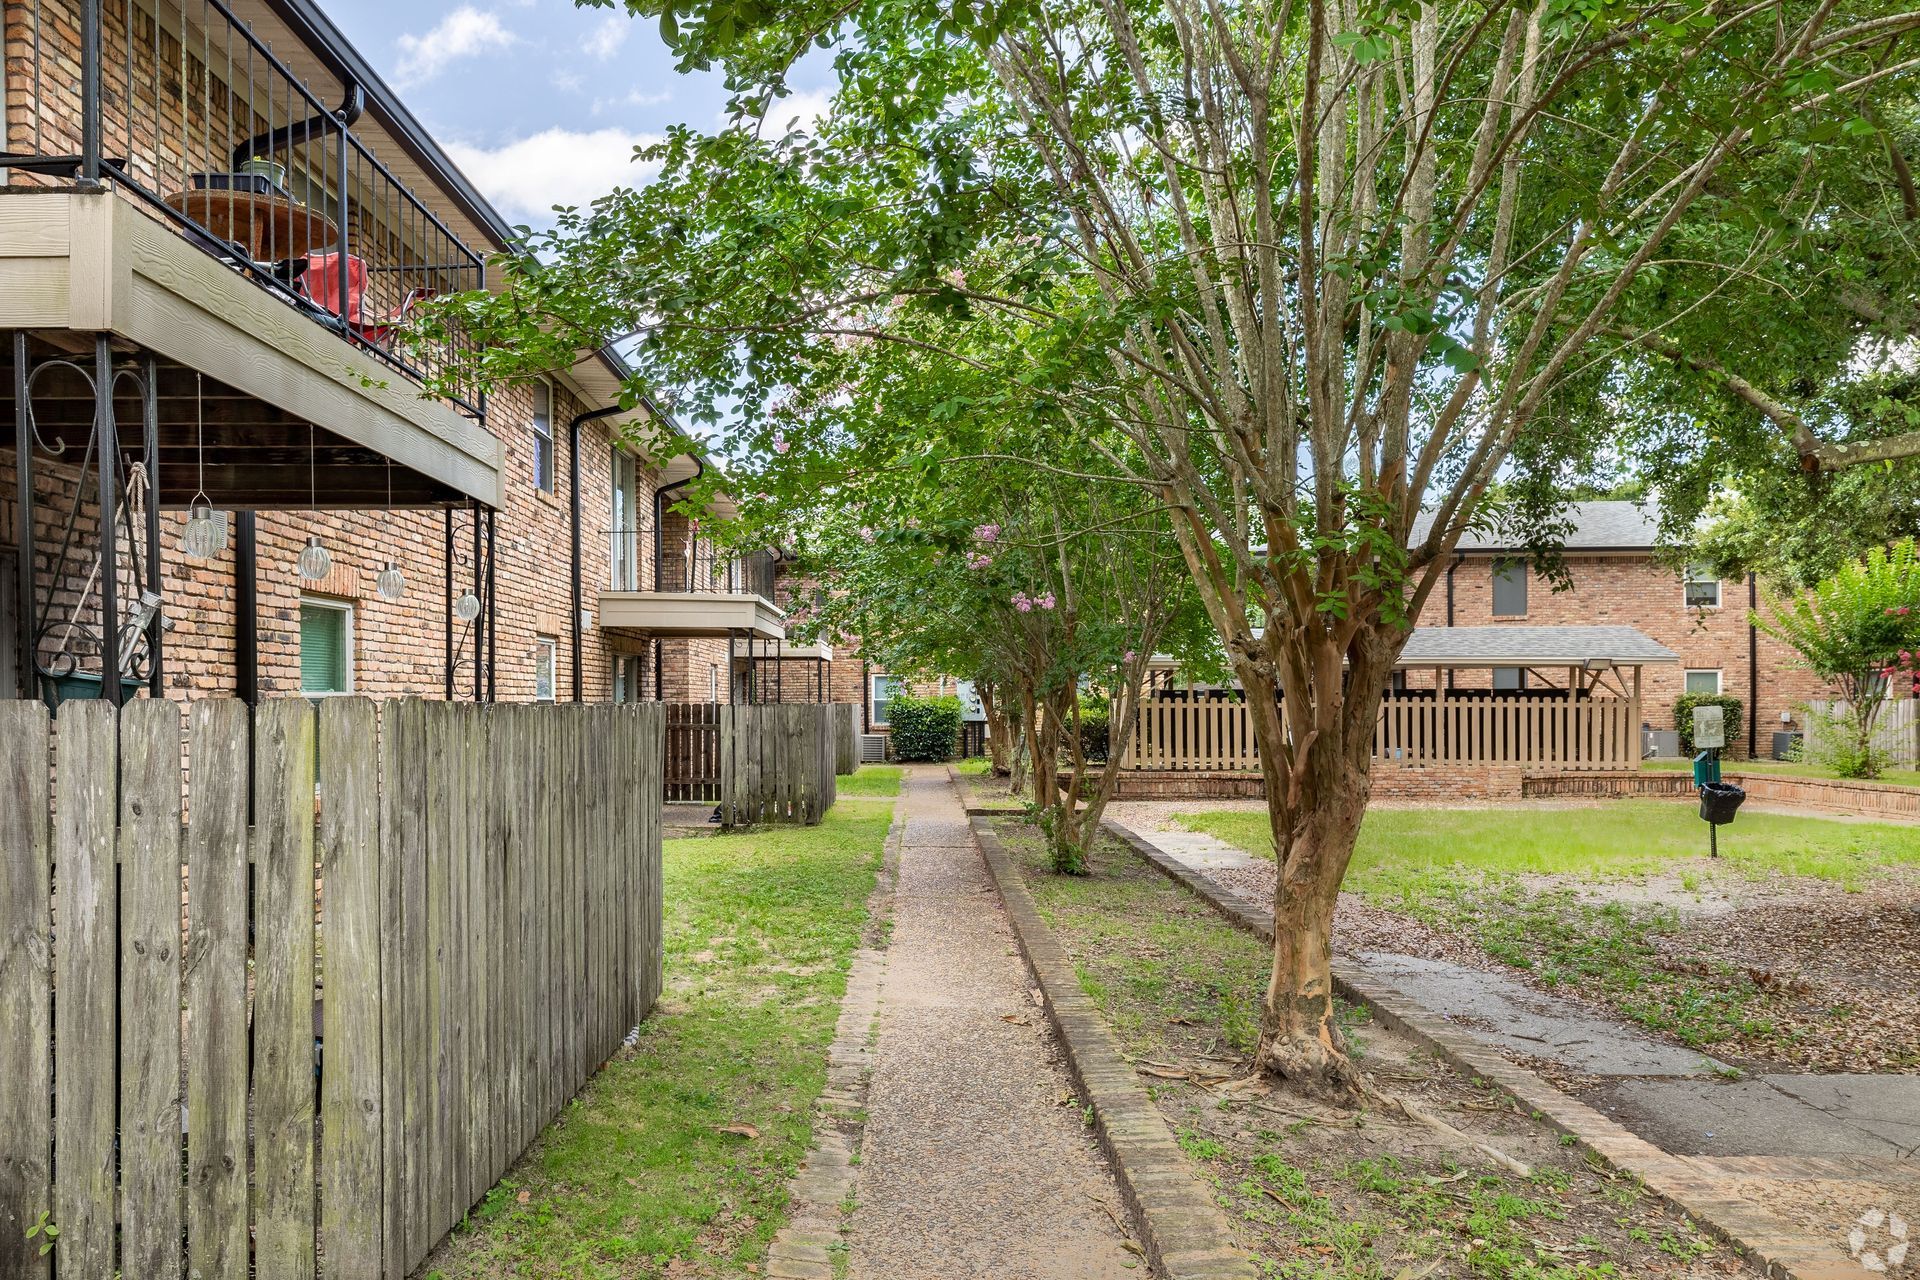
[180,500,226,559]
[180,374,226,558]
[297,534,332,581]
[375,560,406,601]
[453,590,482,621]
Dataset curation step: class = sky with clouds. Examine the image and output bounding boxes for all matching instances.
[322,0,833,226]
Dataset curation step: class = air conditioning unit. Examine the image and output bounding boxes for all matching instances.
[859,734,889,763]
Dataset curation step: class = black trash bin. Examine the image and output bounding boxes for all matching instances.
[1699,781,1746,825]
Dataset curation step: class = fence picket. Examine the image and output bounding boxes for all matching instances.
[52,700,117,1278]
[0,700,49,1280]
[253,699,317,1280]
[319,697,385,1278]
[185,700,249,1280]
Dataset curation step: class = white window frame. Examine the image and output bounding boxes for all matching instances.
[1683,566,1722,609]
[708,663,720,703]
[1684,669,1723,696]
[610,448,640,590]
[534,637,557,703]
[299,597,355,697]
[532,378,555,494]
[871,674,898,727]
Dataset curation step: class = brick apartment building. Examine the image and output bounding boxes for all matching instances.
[1414,501,1828,756]
[0,0,795,710]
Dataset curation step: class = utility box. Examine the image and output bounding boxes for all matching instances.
[1692,704,1726,751]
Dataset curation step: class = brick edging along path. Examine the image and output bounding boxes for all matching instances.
[953,774,1259,1280]
[1099,819,1871,1280]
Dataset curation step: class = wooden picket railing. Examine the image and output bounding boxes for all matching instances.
[0,697,664,1280]
[1125,694,1641,772]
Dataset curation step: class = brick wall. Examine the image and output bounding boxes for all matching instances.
[1413,554,1831,755]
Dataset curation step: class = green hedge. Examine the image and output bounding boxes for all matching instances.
[889,693,964,762]
[1674,691,1745,754]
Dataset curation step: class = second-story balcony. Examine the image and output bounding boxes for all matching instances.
[599,521,784,640]
[0,0,502,509]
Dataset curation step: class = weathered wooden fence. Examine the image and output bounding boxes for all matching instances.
[834,703,859,776]
[1806,697,1919,767]
[1125,694,1641,771]
[716,703,839,825]
[0,697,664,1280]
[658,704,839,824]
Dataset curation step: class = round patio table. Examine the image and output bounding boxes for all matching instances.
[162,188,340,263]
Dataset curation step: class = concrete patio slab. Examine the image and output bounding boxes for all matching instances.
[1591,1078,1913,1159]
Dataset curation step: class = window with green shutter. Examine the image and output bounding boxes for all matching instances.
[300,601,351,695]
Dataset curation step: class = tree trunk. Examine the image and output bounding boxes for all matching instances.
[1253,770,1370,1092]
[980,682,1014,776]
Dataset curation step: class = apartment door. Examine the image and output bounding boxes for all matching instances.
[610,450,641,591]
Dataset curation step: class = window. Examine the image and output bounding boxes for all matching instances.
[1685,669,1722,695]
[613,654,647,703]
[1492,667,1524,691]
[534,637,557,702]
[1683,565,1721,609]
[871,674,899,726]
[531,379,555,493]
[299,600,352,696]
[1491,559,1528,616]
[610,449,640,589]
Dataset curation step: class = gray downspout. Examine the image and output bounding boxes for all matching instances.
[653,456,704,591]
[1444,553,1462,692]
[569,405,623,702]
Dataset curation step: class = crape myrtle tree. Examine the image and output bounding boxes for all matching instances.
[1757,538,1920,777]
[425,0,1920,1091]
[743,415,1212,872]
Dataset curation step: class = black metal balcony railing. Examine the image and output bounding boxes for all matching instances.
[606,525,779,601]
[2,0,487,419]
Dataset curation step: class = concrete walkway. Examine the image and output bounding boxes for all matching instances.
[847,768,1135,1280]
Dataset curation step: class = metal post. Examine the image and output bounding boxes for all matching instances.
[94,338,120,704]
[142,355,162,695]
[484,508,496,703]
[235,513,257,704]
[443,507,454,699]
[335,128,351,329]
[80,0,102,182]
[13,335,36,700]
[470,506,482,702]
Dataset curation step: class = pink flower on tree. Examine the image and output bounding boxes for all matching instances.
[1011,592,1033,612]
[1123,650,1137,664]
[1037,592,1057,611]
[858,527,875,542]
[974,523,1000,543]
[966,552,992,569]
[772,434,790,454]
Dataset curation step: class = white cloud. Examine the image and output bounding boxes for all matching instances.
[444,127,660,221]
[552,68,585,94]
[582,14,629,61]
[394,6,514,87]
[592,87,673,115]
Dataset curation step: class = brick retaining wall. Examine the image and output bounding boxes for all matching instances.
[1723,771,1920,820]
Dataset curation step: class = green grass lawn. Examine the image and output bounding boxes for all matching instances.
[1177,801,1920,898]
[422,795,892,1279]
[1643,757,1920,788]
[953,756,994,776]
[837,762,904,796]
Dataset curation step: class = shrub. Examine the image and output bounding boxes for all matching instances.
[1799,702,1892,779]
[1077,706,1110,762]
[888,693,964,762]
[1674,692,1744,754]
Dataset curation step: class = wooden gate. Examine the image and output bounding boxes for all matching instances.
[664,702,723,801]
[0,698,665,1280]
